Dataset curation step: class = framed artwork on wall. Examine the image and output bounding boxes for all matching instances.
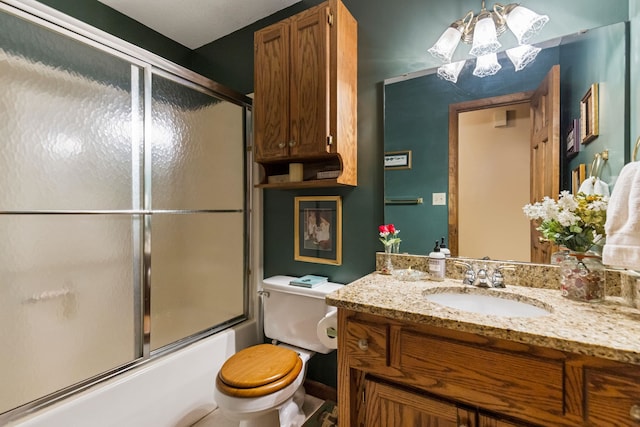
[294,196,342,265]
[580,83,599,144]
[566,118,580,159]
[572,163,586,194]
[384,150,412,170]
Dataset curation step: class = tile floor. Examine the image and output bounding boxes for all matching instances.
[191,394,325,427]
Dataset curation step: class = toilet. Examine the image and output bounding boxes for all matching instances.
[213,275,341,427]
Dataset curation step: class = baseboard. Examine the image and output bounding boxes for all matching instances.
[303,379,337,402]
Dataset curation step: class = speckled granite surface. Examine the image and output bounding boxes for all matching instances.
[328,256,640,365]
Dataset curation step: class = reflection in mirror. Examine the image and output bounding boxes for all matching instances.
[384,22,629,263]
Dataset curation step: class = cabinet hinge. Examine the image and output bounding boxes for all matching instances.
[246,145,253,152]
[327,135,333,146]
[328,12,334,26]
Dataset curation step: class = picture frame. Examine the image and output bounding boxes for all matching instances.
[572,163,586,194]
[294,196,342,265]
[384,150,412,170]
[580,83,599,144]
[566,118,580,159]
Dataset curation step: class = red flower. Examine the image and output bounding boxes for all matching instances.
[379,224,389,234]
[387,224,396,234]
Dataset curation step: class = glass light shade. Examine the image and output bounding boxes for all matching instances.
[428,26,463,63]
[505,6,549,44]
[469,15,501,57]
[437,60,466,83]
[506,44,541,71]
[473,53,501,77]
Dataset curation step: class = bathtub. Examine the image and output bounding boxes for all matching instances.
[8,320,259,427]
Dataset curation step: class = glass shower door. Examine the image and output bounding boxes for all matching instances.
[0,8,142,413]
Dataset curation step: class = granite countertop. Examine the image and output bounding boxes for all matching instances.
[326,272,640,365]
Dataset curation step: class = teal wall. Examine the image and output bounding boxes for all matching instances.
[31,0,632,391]
[561,22,629,187]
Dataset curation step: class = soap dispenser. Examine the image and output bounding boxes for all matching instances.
[440,237,451,258]
[429,240,446,281]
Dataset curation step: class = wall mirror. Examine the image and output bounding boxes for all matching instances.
[383,21,629,264]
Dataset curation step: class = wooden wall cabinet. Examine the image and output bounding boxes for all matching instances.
[253,0,357,189]
[338,309,640,427]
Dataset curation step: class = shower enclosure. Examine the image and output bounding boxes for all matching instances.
[0,0,251,420]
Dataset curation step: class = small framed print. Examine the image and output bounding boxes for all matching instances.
[566,118,580,159]
[384,150,412,170]
[580,83,599,144]
[294,196,342,265]
[572,163,586,194]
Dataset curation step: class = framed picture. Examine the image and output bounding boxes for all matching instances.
[384,150,412,170]
[580,83,599,144]
[572,163,586,194]
[294,196,342,265]
[566,118,580,159]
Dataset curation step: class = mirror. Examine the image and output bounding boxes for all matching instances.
[383,21,629,263]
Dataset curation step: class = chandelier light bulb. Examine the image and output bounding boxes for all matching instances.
[504,5,549,45]
[506,44,541,71]
[473,53,501,77]
[437,60,466,83]
[469,12,501,57]
[428,25,464,63]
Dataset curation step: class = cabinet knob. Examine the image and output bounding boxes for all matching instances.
[278,142,286,149]
[288,140,297,147]
[357,338,368,351]
[630,404,640,421]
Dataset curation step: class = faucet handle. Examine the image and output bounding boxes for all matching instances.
[491,265,516,288]
[454,261,475,285]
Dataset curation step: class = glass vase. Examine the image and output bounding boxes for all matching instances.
[380,244,393,275]
[392,240,401,254]
[559,251,605,302]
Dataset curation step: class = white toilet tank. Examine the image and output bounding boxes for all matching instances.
[262,275,342,354]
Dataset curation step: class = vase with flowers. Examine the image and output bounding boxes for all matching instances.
[523,191,608,302]
[378,224,401,274]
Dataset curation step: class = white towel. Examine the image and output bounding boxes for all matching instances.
[602,162,640,269]
[578,176,610,196]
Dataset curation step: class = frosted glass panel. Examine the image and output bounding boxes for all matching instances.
[151,74,245,210]
[150,213,245,350]
[0,11,140,210]
[0,215,137,413]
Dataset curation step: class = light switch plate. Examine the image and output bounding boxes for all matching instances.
[432,192,446,205]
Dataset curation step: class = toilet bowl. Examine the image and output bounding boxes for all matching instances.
[213,275,341,427]
[213,344,312,427]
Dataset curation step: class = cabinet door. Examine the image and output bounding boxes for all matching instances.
[365,378,476,427]
[586,369,640,426]
[289,4,330,158]
[254,21,290,161]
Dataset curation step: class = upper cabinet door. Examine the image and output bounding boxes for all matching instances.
[254,22,290,162]
[253,0,357,188]
[289,5,330,158]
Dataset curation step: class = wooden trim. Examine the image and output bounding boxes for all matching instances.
[448,91,534,257]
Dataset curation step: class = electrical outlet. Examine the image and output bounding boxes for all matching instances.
[432,192,446,205]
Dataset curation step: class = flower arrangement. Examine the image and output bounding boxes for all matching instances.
[378,224,401,248]
[522,191,608,253]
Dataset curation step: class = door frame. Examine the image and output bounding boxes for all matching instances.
[448,91,533,257]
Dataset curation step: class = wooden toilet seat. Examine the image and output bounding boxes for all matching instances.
[216,344,303,397]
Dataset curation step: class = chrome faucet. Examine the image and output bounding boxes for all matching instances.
[455,262,514,288]
[475,265,490,287]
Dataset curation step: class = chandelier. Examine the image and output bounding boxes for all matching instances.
[428,1,549,83]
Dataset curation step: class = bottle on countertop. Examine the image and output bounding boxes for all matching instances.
[428,240,446,281]
[440,237,451,258]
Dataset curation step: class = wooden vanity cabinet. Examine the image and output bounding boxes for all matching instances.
[253,0,357,188]
[337,309,640,427]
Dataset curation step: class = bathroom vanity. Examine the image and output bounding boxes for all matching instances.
[327,270,640,426]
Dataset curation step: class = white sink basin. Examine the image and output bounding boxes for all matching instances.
[424,289,551,318]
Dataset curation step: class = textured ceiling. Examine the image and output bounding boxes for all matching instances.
[97,0,300,49]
